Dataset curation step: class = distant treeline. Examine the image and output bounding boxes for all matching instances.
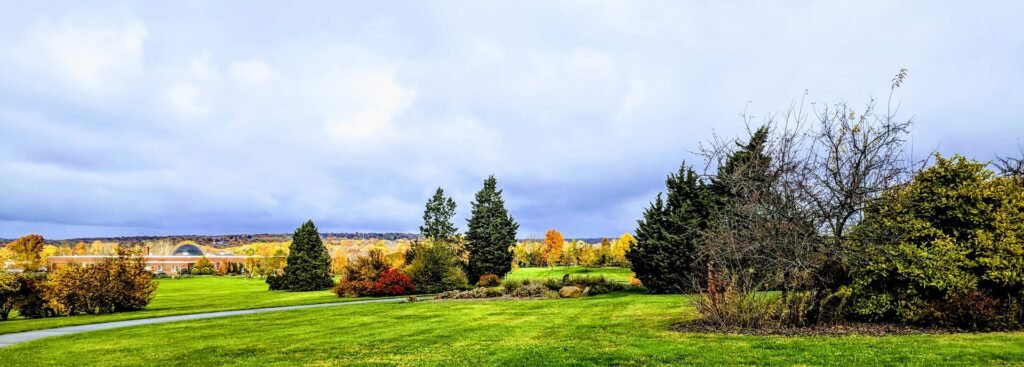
[5,233,618,249]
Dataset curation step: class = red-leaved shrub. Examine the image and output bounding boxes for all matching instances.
[333,268,415,297]
[373,268,415,296]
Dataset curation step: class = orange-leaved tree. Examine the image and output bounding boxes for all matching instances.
[543,229,564,267]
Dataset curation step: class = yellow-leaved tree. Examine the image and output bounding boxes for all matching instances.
[612,233,635,266]
[7,234,45,271]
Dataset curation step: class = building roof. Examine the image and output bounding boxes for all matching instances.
[171,243,203,256]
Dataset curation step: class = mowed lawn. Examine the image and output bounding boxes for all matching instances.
[3,291,1023,366]
[0,276,356,335]
[0,268,621,335]
[506,266,633,282]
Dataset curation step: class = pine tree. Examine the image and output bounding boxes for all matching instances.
[628,162,714,293]
[464,175,519,282]
[271,220,334,291]
[420,187,458,241]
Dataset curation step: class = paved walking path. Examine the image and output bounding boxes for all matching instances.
[0,297,409,348]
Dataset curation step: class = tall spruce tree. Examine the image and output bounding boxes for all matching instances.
[628,162,714,293]
[272,220,334,291]
[420,187,458,242]
[464,175,519,282]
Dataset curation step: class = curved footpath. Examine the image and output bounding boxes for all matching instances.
[0,297,410,348]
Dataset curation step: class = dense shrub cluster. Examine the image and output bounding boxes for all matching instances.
[45,250,156,315]
[434,275,633,300]
[0,250,156,321]
[628,74,1024,330]
[849,155,1024,329]
[404,240,468,293]
[334,249,417,297]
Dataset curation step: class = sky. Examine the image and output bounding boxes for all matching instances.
[1,1,1023,239]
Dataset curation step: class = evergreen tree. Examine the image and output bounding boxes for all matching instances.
[710,125,773,203]
[420,187,458,241]
[464,175,519,282]
[270,220,334,291]
[628,162,714,293]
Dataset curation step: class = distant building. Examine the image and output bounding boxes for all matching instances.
[47,243,260,275]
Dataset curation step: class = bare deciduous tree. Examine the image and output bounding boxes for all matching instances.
[693,69,924,327]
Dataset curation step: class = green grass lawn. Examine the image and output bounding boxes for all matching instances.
[506,266,633,282]
[0,276,360,335]
[3,290,1022,366]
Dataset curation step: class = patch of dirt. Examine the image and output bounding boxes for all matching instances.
[670,321,973,336]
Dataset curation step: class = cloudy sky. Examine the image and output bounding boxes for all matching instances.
[1,1,1022,239]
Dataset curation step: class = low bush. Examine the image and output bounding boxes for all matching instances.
[373,268,415,296]
[501,279,523,294]
[435,287,504,300]
[333,280,375,298]
[333,268,415,297]
[476,274,501,287]
[509,283,554,299]
[563,275,626,295]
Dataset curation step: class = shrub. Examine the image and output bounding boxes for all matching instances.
[563,275,626,295]
[45,249,156,316]
[373,268,415,296]
[191,257,215,276]
[334,268,415,297]
[435,287,504,300]
[405,240,468,293]
[476,274,501,287]
[501,279,523,294]
[266,274,285,290]
[849,155,1024,329]
[333,280,375,298]
[509,283,552,299]
[345,248,390,282]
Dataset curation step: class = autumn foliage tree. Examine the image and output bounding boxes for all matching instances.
[543,229,564,266]
[7,234,45,271]
[45,249,156,315]
[191,256,215,275]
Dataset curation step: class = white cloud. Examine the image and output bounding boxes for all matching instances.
[323,70,417,143]
[1,2,1023,238]
[229,60,272,83]
[19,16,147,93]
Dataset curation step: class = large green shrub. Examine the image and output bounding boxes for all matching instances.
[405,240,468,293]
[849,155,1024,328]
